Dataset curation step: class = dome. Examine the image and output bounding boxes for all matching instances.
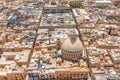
[61,36,84,60]
[61,37,83,53]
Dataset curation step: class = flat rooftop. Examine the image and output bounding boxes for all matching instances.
[40,13,76,27]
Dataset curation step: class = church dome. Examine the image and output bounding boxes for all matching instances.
[62,37,83,53]
[61,35,84,60]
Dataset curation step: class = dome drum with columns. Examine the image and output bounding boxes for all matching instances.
[61,34,84,61]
